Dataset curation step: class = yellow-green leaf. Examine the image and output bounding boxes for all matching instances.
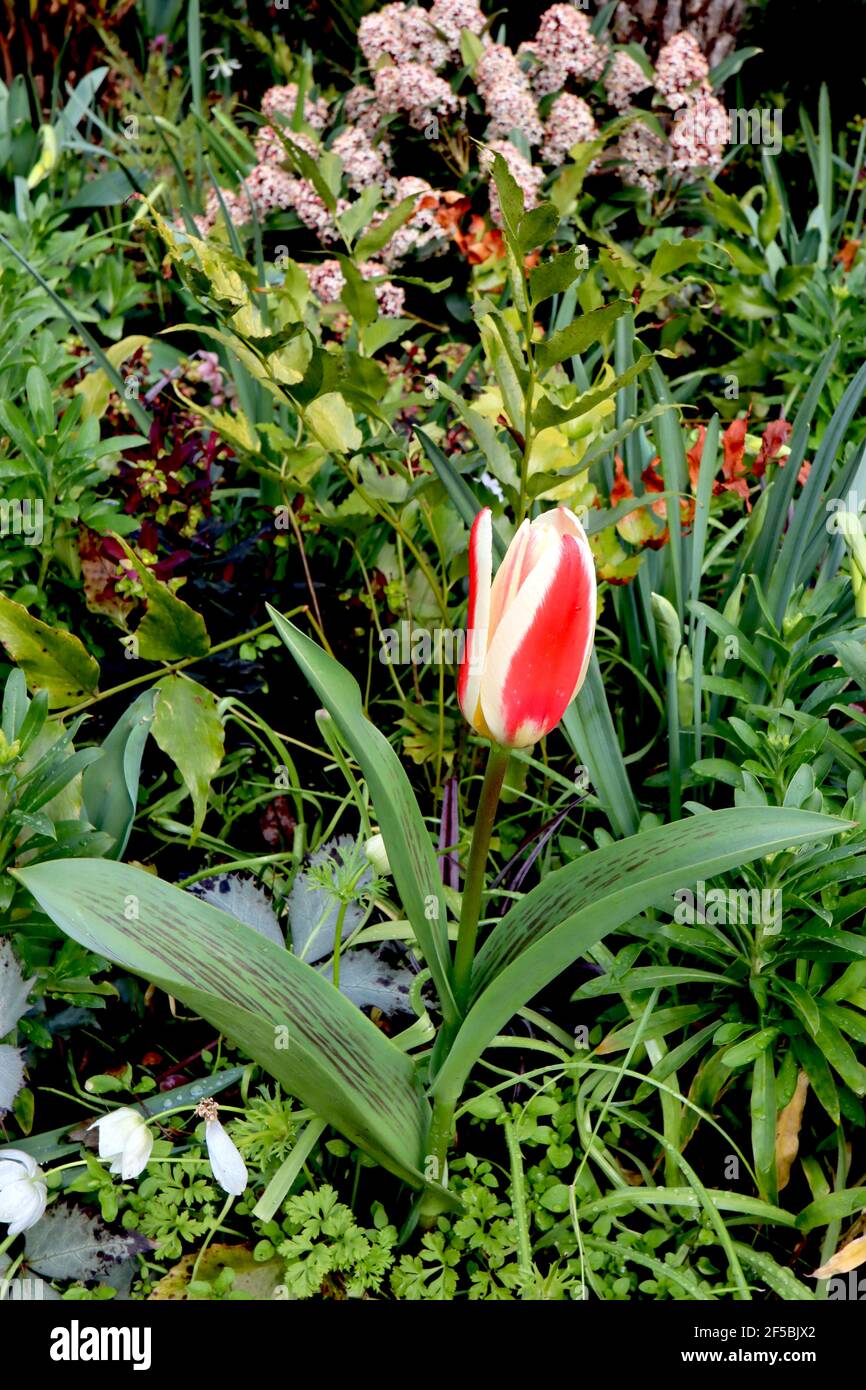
[114,537,210,662]
[0,596,99,709]
[305,393,362,454]
[152,675,224,840]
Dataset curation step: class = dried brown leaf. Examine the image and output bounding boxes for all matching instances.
[813,1235,866,1279]
[775,1069,809,1191]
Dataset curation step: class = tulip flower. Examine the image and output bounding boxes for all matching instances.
[90,1108,153,1180]
[205,1117,248,1196]
[458,505,597,748]
[0,1149,47,1236]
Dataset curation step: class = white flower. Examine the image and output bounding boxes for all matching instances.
[364,832,392,877]
[90,1108,153,1180]
[208,54,242,81]
[0,1149,47,1236]
[205,1119,248,1196]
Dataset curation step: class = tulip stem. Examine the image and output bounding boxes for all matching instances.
[452,743,510,1012]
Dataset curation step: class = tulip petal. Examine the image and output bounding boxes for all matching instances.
[480,528,596,748]
[458,507,493,730]
[487,518,532,641]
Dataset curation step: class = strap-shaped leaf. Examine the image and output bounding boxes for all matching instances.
[15,859,433,1190]
[432,808,843,1105]
[267,607,457,1022]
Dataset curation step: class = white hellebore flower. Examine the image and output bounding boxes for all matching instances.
[205,1118,248,1196]
[90,1108,153,1180]
[0,1148,47,1236]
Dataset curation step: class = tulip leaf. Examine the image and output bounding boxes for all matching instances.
[266,606,457,1024]
[563,655,640,838]
[14,858,438,1193]
[81,688,156,858]
[432,808,844,1104]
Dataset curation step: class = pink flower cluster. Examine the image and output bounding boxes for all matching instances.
[374,62,461,132]
[344,84,381,132]
[653,31,711,109]
[475,43,543,146]
[358,3,449,68]
[428,0,487,54]
[261,83,329,130]
[669,92,729,174]
[619,122,670,193]
[332,125,396,195]
[359,0,486,69]
[603,51,650,111]
[540,93,598,167]
[304,259,406,317]
[520,4,606,99]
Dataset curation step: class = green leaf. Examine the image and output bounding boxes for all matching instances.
[757,179,783,248]
[81,688,156,858]
[335,256,377,328]
[517,202,559,253]
[703,183,753,237]
[530,246,587,306]
[490,152,525,234]
[14,859,438,1194]
[729,1243,816,1300]
[649,239,706,278]
[716,282,778,320]
[354,192,418,259]
[751,1049,778,1203]
[776,264,815,301]
[433,382,519,492]
[433,809,843,1104]
[797,1188,866,1233]
[0,596,99,709]
[305,392,362,454]
[536,301,628,373]
[533,354,652,431]
[114,536,210,663]
[152,676,225,841]
[562,654,639,838]
[266,608,457,1024]
[25,366,54,436]
[413,427,509,558]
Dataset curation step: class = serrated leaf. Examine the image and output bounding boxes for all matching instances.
[24,1203,149,1290]
[305,392,362,454]
[188,873,284,947]
[536,301,628,372]
[0,940,34,1035]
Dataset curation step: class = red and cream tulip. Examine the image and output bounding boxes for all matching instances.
[458,506,597,749]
